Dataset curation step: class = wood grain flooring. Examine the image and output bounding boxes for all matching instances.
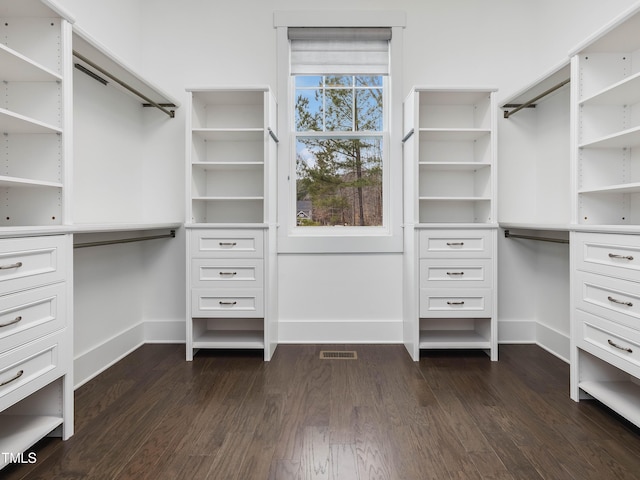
[3,344,640,479]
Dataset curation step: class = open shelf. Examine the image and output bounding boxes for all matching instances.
[419,329,491,349]
[0,415,63,468]
[580,71,640,106]
[0,43,62,82]
[579,380,640,428]
[580,126,640,149]
[192,329,265,350]
[0,108,62,134]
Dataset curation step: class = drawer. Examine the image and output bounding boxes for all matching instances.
[0,235,67,295]
[419,288,492,318]
[574,232,640,281]
[191,229,263,258]
[0,332,65,412]
[191,259,263,289]
[192,288,264,317]
[575,271,640,331]
[0,283,66,354]
[419,259,492,288]
[577,309,640,378]
[419,229,492,258]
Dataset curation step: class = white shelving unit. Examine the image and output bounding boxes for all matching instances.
[186,87,278,361]
[403,87,498,361]
[0,0,74,469]
[569,3,640,429]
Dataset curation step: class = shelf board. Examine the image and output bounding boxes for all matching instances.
[192,128,264,141]
[419,128,490,141]
[419,330,491,349]
[192,162,264,171]
[419,162,491,171]
[193,330,265,349]
[0,415,63,468]
[580,125,640,149]
[579,380,640,428]
[419,196,491,201]
[580,71,640,106]
[578,182,640,195]
[0,43,62,82]
[193,196,264,201]
[0,108,62,134]
[0,176,63,189]
[417,89,494,105]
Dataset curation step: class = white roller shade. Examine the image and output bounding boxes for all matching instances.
[289,27,391,75]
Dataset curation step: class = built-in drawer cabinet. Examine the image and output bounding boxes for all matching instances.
[191,229,263,258]
[191,259,263,289]
[0,235,66,296]
[419,288,492,317]
[419,258,492,289]
[419,229,492,258]
[0,283,66,355]
[575,232,640,282]
[0,331,66,413]
[191,288,264,317]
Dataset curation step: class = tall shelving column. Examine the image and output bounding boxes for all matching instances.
[403,87,498,361]
[185,87,277,361]
[569,4,640,428]
[0,0,74,470]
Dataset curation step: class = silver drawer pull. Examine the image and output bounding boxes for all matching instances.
[219,301,237,306]
[0,261,23,270]
[446,242,464,246]
[607,296,633,307]
[0,369,24,387]
[446,272,465,276]
[0,316,22,328]
[219,272,237,276]
[608,253,634,261]
[607,339,632,353]
[219,242,237,247]
[447,301,465,305]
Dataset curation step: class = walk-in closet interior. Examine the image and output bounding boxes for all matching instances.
[2,0,640,473]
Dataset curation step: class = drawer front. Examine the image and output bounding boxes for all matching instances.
[575,271,640,331]
[192,288,264,317]
[0,235,67,295]
[0,332,64,411]
[577,309,640,377]
[419,289,492,317]
[575,232,640,281]
[419,259,492,289]
[191,259,263,289]
[419,230,492,258]
[191,230,264,258]
[0,283,66,354]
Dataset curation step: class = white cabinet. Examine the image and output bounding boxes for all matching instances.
[572,231,640,427]
[0,0,73,470]
[403,87,497,361]
[186,87,278,361]
[0,234,72,470]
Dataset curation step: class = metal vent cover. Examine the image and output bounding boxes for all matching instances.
[319,350,357,360]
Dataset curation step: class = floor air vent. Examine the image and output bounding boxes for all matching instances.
[319,350,357,360]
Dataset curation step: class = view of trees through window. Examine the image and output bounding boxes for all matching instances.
[295,75,384,227]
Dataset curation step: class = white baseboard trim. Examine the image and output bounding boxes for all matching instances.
[73,322,145,389]
[498,319,570,364]
[498,320,536,344]
[278,319,403,344]
[144,319,186,343]
[535,322,570,363]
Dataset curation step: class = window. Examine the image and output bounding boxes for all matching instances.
[275,12,405,252]
[295,75,384,227]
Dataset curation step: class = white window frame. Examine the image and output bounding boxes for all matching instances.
[275,11,406,253]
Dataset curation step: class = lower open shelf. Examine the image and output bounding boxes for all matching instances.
[579,380,640,428]
[419,329,491,349]
[192,329,265,350]
[0,415,62,469]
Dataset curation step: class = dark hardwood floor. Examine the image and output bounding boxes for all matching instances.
[4,344,640,479]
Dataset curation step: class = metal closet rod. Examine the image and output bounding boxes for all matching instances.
[502,78,570,119]
[73,50,176,118]
[504,229,569,244]
[74,230,176,249]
